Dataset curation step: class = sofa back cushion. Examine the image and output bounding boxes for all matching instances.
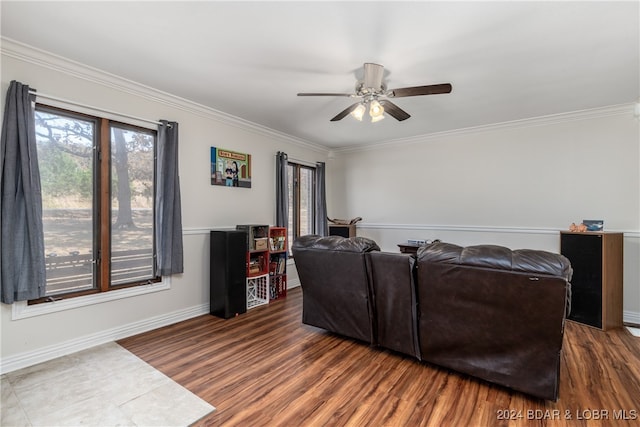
[418,242,573,279]
[292,235,379,343]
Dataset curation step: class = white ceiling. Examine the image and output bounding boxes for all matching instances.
[2,1,638,149]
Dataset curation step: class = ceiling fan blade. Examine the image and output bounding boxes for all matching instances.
[330,103,362,122]
[363,63,385,89]
[379,100,411,121]
[297,92,355,97]
[388,83,452,97]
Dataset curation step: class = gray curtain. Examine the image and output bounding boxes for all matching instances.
[275,151,288,227]
[315,161,328,236]
[1,81,46,304]
[155,120,183,275]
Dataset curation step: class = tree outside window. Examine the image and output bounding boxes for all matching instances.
[34,106,158,300]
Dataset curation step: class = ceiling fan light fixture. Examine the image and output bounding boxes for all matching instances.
[369,99,384,121]
[371,113,385,123]
[350,103,366,121]
[298,62,451,122]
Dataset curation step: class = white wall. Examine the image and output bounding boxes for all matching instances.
[0,40,326,372]
[2,38,639,373]
[329,109,640,323]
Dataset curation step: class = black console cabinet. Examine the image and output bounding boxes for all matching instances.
[329,224,356,238]
[560,231,623,330]
[210,230,247,319]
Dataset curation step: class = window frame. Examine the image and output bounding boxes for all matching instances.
[288,161,316,255]
[29,104,161,304]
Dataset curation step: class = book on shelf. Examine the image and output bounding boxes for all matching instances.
[270,236,286,251]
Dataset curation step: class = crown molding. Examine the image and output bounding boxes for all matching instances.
[0,37,328,155]
[3,37,634,156]
[335,103,636,154]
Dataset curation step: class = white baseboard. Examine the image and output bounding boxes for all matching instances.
[287,277,300,289]
[624,310,640,326]
[2,276,302,375]
[0,303,208,375]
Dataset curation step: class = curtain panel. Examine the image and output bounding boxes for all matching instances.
[275,151,288,228]
[155,120,184,275]
[0,81,46,304]
[315,161,328,236]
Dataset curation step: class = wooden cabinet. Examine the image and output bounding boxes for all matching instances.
[398,244,421,255]
[560,231,623,330]
[210,230,247,319]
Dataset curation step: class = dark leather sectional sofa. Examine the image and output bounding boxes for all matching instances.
[292,235,572,401]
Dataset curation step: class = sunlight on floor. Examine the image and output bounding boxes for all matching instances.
[626,326,640,337]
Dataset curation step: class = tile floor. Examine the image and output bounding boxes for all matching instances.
[1,342,214,427]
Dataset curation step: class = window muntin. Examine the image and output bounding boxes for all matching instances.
[34,105,158,300]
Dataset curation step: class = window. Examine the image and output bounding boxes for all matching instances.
[287,162,316,253]
[33,105,159,301]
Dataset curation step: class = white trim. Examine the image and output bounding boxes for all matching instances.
[1,37,329,155]
[624,310,640,326]
[287,157,318,168]
[2,37,634,155]
[184,226,237,236]
[1,301,208,374]
[185,225,640,239]
[287,277,300,289]
[11,278,171,320]
[357,223,640,238]
[335,103,636,153]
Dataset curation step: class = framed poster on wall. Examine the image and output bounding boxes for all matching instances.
[210,147,252,188]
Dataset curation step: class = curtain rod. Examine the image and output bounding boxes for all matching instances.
[28,90,167,127]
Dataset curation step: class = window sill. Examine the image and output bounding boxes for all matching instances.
[11,278,171,320]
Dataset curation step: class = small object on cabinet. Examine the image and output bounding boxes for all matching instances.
[583,219,604,231]
[327,217,362,225]
[255,238,268,251]
[568,222,587,232]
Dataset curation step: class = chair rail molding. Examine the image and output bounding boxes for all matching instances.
[357,222,640,238]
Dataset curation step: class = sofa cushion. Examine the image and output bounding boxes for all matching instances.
[417,242,572,280]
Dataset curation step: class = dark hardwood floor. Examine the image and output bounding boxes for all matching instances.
[118,287,640,426]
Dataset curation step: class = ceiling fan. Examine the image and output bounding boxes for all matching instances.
[297,63,452,122]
